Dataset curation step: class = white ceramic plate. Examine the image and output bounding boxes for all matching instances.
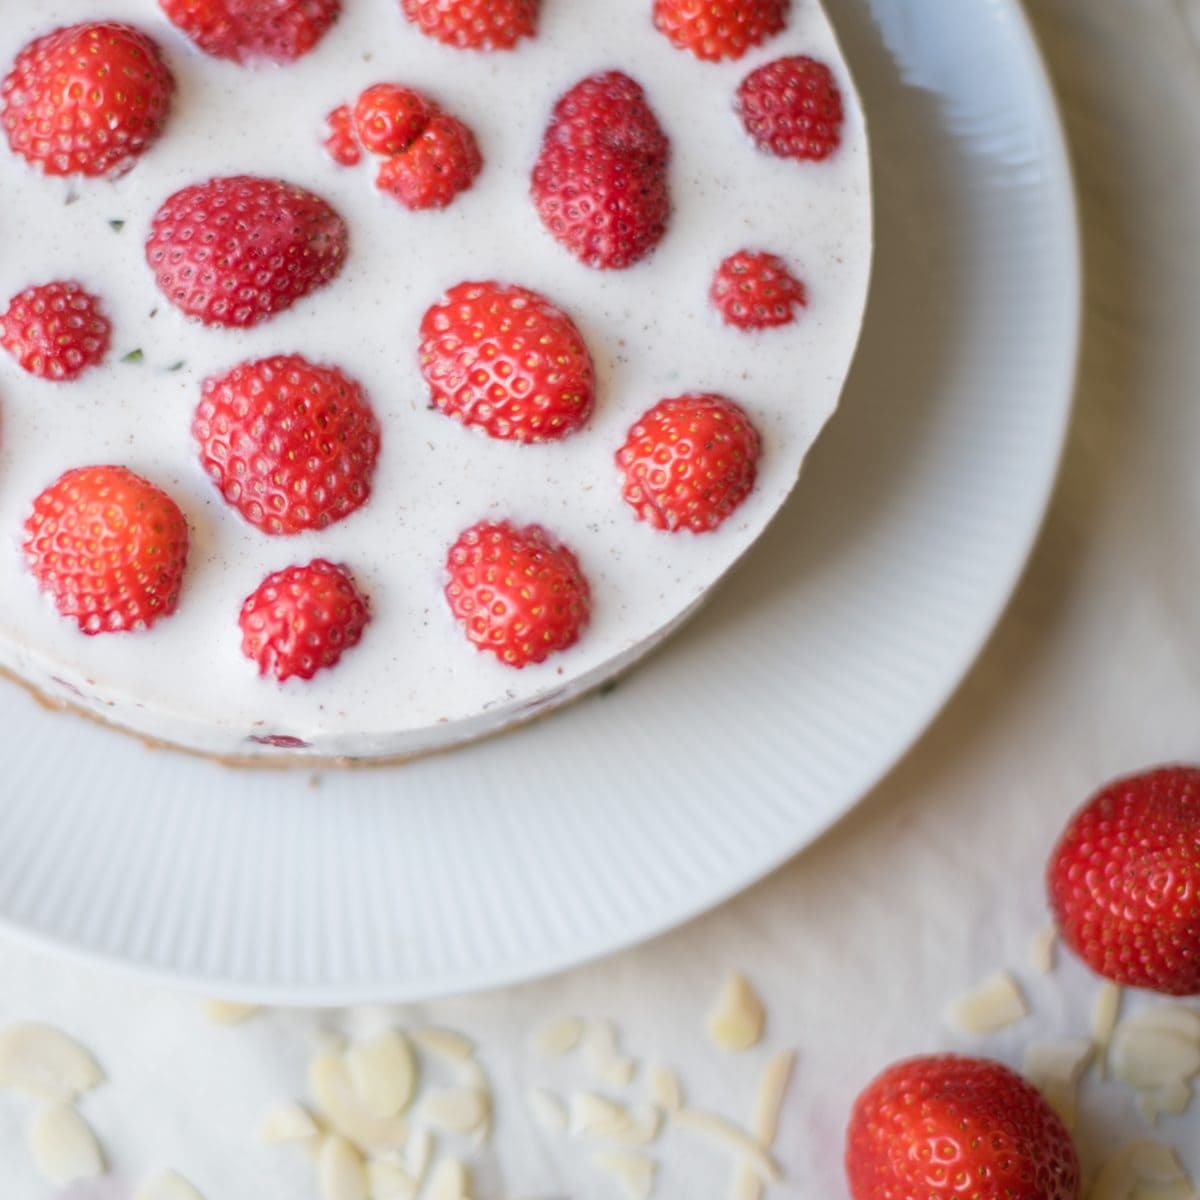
[0,0,1078,1005]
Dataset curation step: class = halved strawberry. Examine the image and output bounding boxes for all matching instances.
[710,249,806,329]
[736,55,844,162]
[23,465,189,634]
[374,112,481,210]
[418,280,594,442]
[653,0,788,62]
[159,0,341,64]
[400,0,538,51]
[2,22,174,178]
[145,176,348,328]
[0,281,111,380]
[353,83,435,155]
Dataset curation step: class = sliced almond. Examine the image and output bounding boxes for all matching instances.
[706,974,765,1052]
[1022,1039,1094,1130]
[732,1048,797,1200]
[670,1108,781,1184]
[0,1023,104,1101]
[412,1028,474,1064]
[607,1107,662,1147]
[319,1135,368,1200]
[526,1087,568,1133]
[133,1170,206,1200]
[347,1031,417,1120]
[532,1017,584,1058]
[591,1151,656,1200]
[28,1102,104,1184]
[646,1064,683,1114]
[425,1158,471,1200]
[366,1158,417,1200]
[310,1052,409,1151]
[1093,982,1123,1045]
[1028,926,1058,975]
[202,1000,260,1026]
[1111,1008,1200,1092]
[417,1087,489,1136]
[406,1129,433,1184]
[258,1101,320,1144]
[583,1020,638,1088]
[945,971,1028,1034]
[570,1091,633,1139]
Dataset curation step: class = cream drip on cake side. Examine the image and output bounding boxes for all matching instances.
[0,0,872,761]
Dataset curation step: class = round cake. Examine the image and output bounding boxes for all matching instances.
[0,0,872,762]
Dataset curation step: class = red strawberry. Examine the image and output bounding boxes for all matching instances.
[445,521,590,668]
[419,281,594,442]
[846,1055,1079,1200]
[146,176,348,328]
[653,0,788,62]
[239,559,369,682]
[1048,766,1200,994]
[352,83,434,155]
[401,0,538,51]
[159,0,340,64]
[375,112,481,210]
[193,354,380,536]
[531,71,670,270]
[616,393,760,533]
[736,55,844,162]
[0,281,111,381]
[23,466,189,635]
[711,249,806,329]
[324,103,361,166]
[2,22,174,178]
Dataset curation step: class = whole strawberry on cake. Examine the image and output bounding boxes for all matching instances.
[0,0,871,761]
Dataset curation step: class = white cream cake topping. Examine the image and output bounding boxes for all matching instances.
[0,0,872,759]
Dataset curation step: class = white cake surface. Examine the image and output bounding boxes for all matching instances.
[0,0,872,761]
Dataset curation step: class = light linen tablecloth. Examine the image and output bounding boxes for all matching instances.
[3,1,1200,1196]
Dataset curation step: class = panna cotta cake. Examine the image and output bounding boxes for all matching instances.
[0,0,871,762]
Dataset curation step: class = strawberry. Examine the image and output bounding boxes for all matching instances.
[616,393,760,533]
[711,249,806,329]
[846,1055,1079,1200]
[239,559,369,682]
[419,280,594,442]
[445,521,590,668]
[193,355,380,536]
[1048,766,1200,994]
[531,71,671,270]
[400,0,538,51]
[0,281,111,381]
[653,0,788,62]
[352,83,434,156]
[145,176,348,328]
[159,0,340,64]
[736,55,844,162]
[23,465,189,635]
[374,112,481,210]
[2,22,174,178]
[324,103,361,166]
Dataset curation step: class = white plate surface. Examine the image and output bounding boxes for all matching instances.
[0,0,1079,1004]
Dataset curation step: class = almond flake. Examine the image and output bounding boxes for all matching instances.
[946,971,1028,1034]
[1111,1007,1200,1093]
[1022,1039,1094,1130]
[732,1049,797,1200]
[412,1028,474,1064]
[706,974,765,1052]
[646,1064,683,1114]
[426,1158,471,1200]
[319,1135,368,1200]
[133,1170,206,1200]
[366,1158,417,1200]
[28,1102,105,1184]
[526,1087,568,1133]
[347,1031,417,1119]
[406,1129,433,1183]
[570,1092,633,1139]
[533,1017,584,1058]
[1028,926,1058,975]
[607,1107,662,1147]
[202,1000,260,1026]
[591,1151,656,1200]
[0,1023,104,1101]
[310,1052,409,1151]
[583,1020,638,1087]
[670,1108,781,1183]
[258,1101,320,1144]
[416,1087,489,1135]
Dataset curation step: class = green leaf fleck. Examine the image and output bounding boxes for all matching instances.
[122,349,144,364]
[109,219,125,232]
